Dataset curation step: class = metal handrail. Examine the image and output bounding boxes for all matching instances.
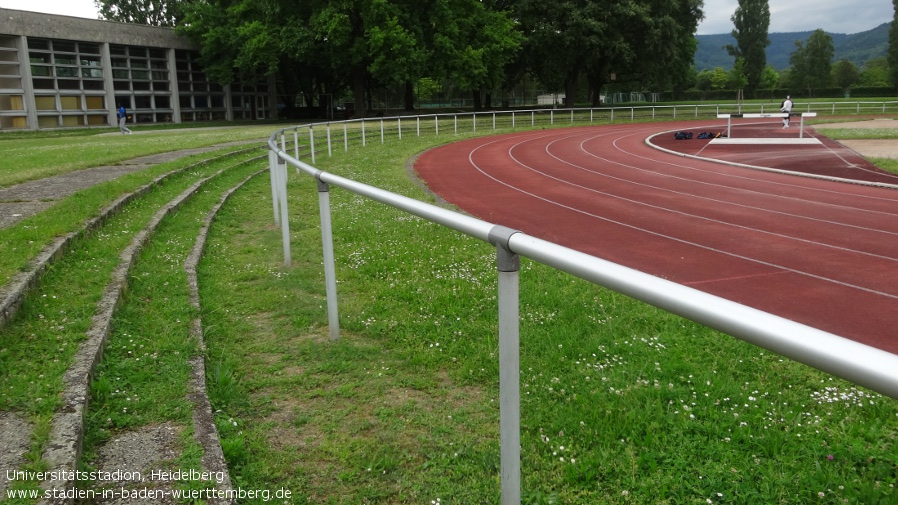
[265,107,898,505]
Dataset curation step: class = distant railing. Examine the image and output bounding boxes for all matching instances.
[282,101,898,161]
[266,106,898,505]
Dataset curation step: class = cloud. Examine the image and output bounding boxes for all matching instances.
[697,0,894,35]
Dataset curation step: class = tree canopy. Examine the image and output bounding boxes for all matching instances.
[99,0,705,114]
[725,0,770,93]
[788,29,835,94]
[95,0,183,26]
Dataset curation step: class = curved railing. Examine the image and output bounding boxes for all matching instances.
[265,105,898,505]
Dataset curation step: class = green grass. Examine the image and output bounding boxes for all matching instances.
[0,125,274,187]
[0,146,261,287]
[813,128,898,140]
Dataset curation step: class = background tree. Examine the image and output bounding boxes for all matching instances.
[759,65,779,89]
[725,0,770,95]
[860,57,891,86]
[95,0,185,26]
[832,60,860,92]
[627,0,704,99]
[889,0,898,86]
[710,67,729,90]
[517,0,702,107]
[695,69,714,91]
[788,29,834,95]
[727,58,749,90]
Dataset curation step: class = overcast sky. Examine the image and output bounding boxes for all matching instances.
[1,0,895,35]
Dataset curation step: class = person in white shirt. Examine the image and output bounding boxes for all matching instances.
[781,95,793,128]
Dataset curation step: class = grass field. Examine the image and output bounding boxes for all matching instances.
[1,112,896,504]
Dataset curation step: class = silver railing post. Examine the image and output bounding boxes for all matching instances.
[292,130,298,160]
[327,123,333,157]
[316,174,340,340]
[309,126,316,164]
[268,149,280,226]
[278,158,291,267]
[489,225,522,505]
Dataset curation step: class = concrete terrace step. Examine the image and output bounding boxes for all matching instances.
[0,146,266,504]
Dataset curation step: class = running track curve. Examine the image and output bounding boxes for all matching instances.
[414,121,898,355]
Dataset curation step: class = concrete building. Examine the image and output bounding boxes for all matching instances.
[0,8,278,130]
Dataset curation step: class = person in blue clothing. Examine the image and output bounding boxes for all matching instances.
[117,103,132,134]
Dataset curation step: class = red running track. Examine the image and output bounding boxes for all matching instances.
[414,120,898,355]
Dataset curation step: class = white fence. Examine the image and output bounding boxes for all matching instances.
[266,105,898,505]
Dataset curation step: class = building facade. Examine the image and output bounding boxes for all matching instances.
[0,8,278,130]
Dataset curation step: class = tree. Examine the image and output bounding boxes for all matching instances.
[860,57,891,86]
[427,0,523,110]
[95,0,184,26]
[889,0,898,86]
[517,0,702,107]
[695,69,714,91]
[725,0,770,94]
[832,60,860,92]
[727,58,749,90]
[788,29,834,95]
[759,65,779,89]
[710,67,729,90]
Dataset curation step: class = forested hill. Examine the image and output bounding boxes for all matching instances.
[695,22,891,71]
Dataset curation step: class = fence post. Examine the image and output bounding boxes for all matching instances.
[344,123,348,152]
[435,114,439,135]
[362,119,367,147]
[291,130,298,160]
[381,118,385,144]
[327,123,333,158]
[316,175,340,341]
[278,158,291,267]
[398,117,402,140]
[489,225,522,505]
[417,115,421,137]
[309,126,316,164]
[268,149,280,227]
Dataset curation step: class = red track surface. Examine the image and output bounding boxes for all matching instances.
[414,120,898,355]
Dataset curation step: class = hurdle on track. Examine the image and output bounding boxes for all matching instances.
[716,112,818,139]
